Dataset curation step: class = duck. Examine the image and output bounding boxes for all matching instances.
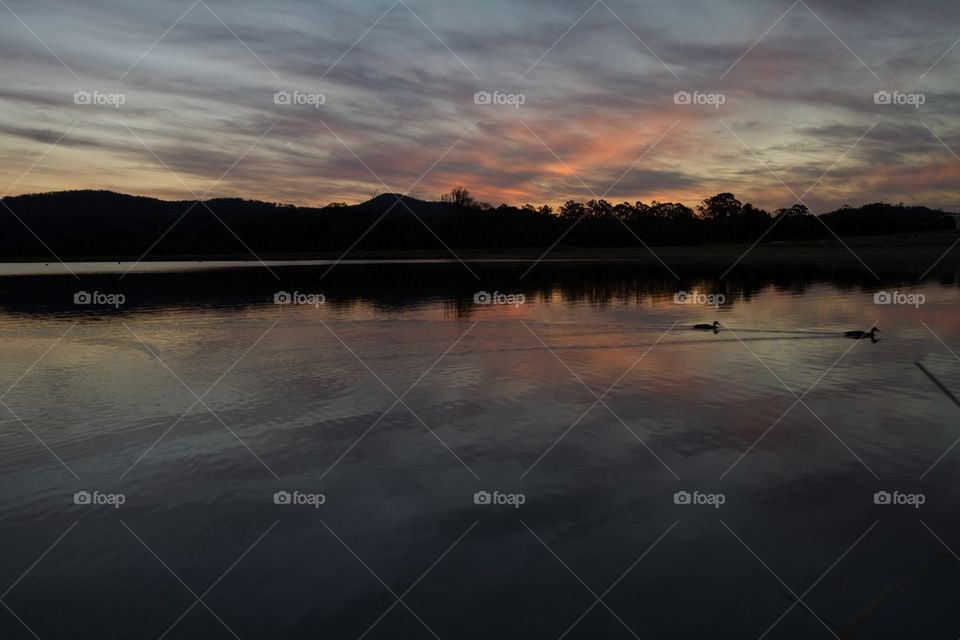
[693,321,720,332]
[844,327,879,340]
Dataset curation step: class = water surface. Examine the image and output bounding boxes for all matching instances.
[1,261,958,639]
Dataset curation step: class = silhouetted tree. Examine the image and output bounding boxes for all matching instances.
[775,203,811,218]
[558,200,587,220]
[440,186,476,209]
[586,199,615,219]
[698,193,743,220]
[651,202,695,222]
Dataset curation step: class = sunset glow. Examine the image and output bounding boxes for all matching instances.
[1,0,958,211]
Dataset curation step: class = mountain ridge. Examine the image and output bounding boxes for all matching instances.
[0,189,955,260]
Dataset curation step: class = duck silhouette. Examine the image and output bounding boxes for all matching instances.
[693,321,720,333]
[844,327,879,341]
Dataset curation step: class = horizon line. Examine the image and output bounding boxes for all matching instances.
[3,187,956,216]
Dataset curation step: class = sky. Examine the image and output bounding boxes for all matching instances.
[0,0,958,212]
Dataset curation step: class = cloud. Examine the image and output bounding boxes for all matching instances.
[0,0,957,210]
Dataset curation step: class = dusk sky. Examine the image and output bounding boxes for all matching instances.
[1,0,959,212]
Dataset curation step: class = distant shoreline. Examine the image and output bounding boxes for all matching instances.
[3,243,959,266]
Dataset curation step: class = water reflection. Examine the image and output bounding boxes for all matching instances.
[0,262,958,639]
[0,259,954,318]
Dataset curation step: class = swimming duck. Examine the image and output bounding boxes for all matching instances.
[844,327,879,340]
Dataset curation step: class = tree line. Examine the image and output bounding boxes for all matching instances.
[0,188,953,259]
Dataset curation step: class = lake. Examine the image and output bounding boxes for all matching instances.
[0,259,958,639]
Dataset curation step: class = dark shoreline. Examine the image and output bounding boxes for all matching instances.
[3,243,958,266]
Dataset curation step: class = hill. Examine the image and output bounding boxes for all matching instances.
[0,189,955,260]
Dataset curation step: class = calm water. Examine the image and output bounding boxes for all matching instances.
[1,261,959,639]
